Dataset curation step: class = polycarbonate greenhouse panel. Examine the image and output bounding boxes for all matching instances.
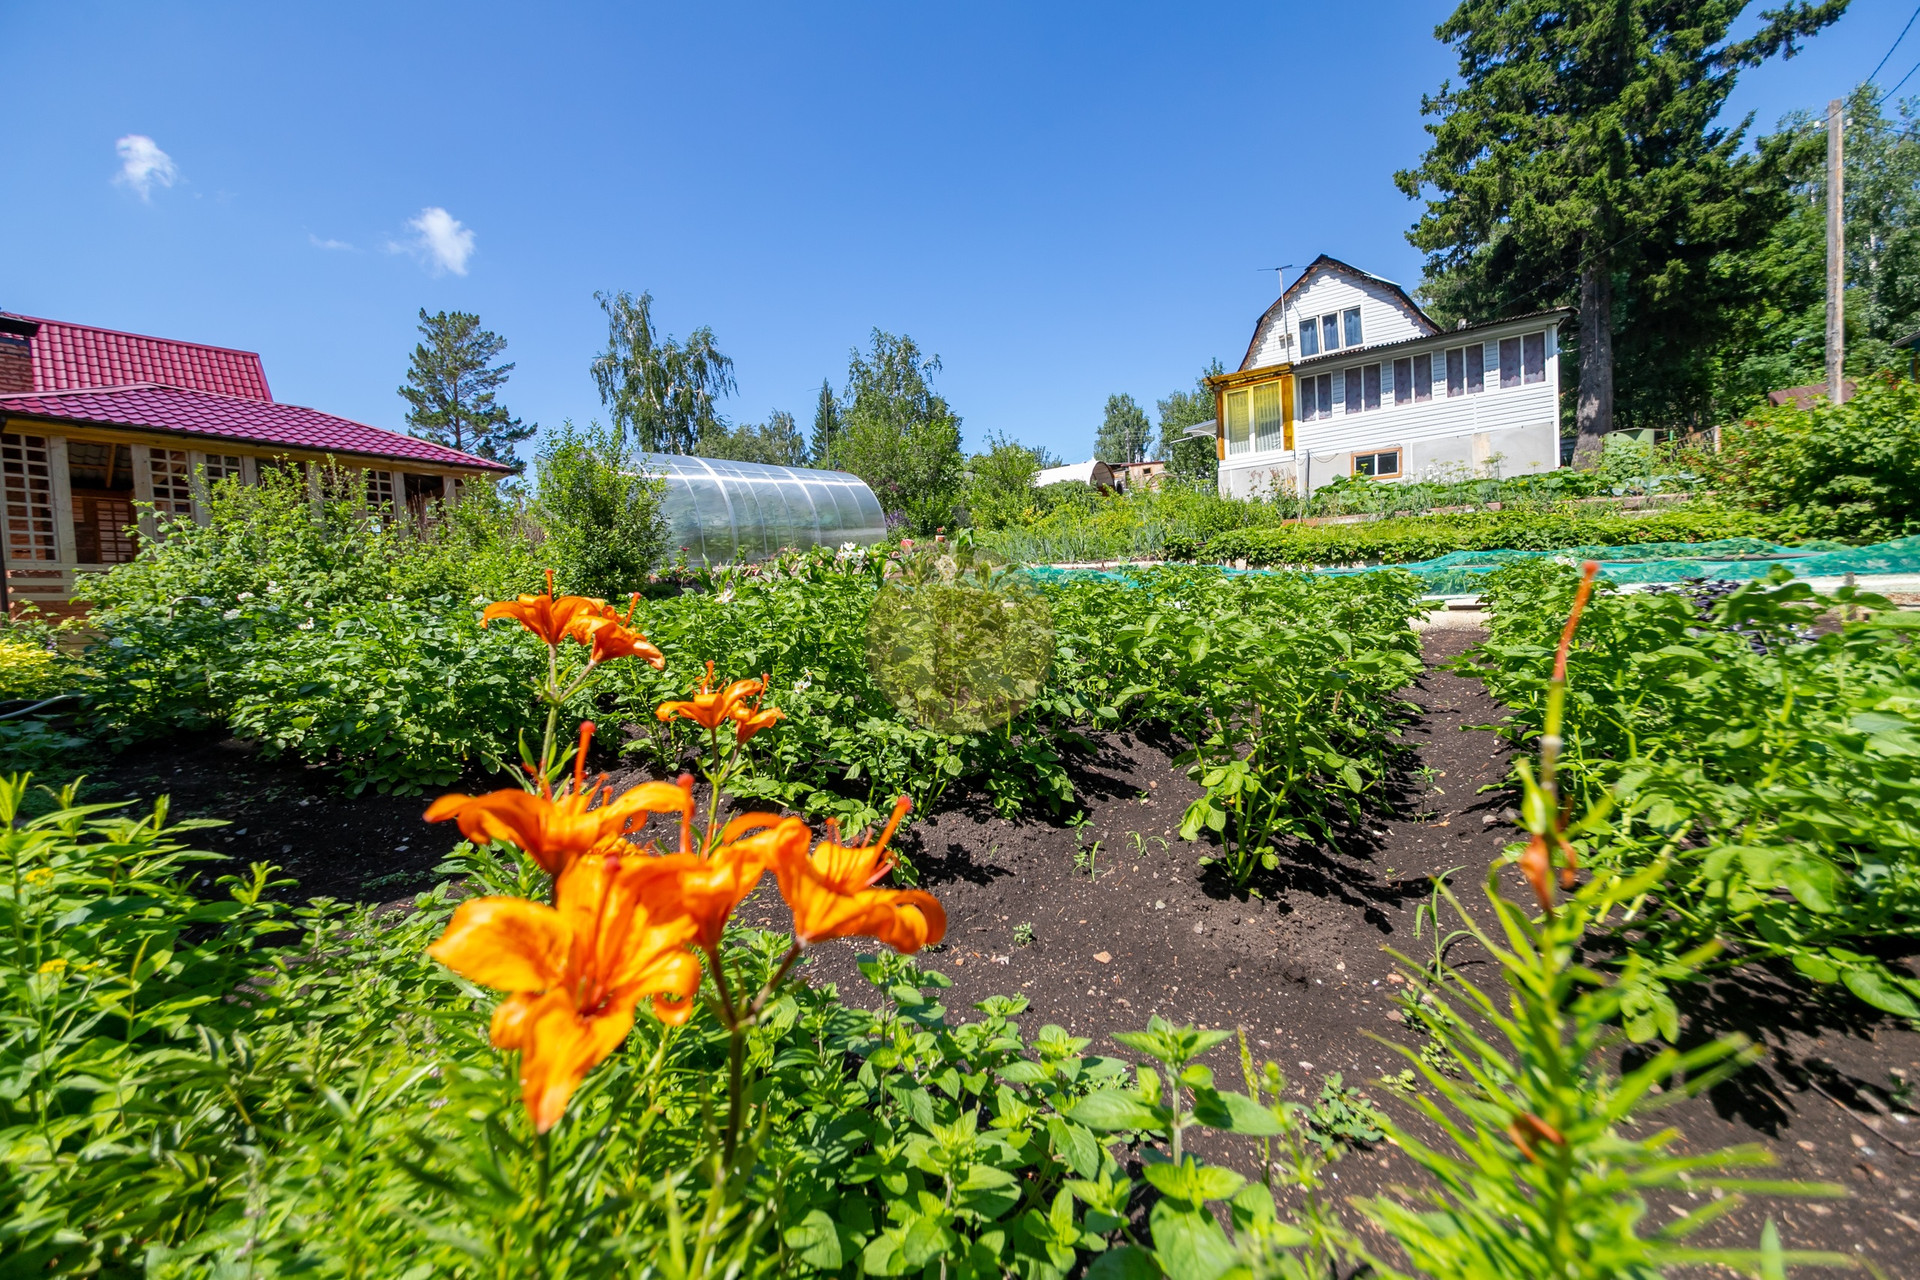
[634,453,887,565]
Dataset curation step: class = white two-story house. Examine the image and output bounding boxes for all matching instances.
[1208,255,1571,500]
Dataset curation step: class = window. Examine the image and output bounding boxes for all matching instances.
[1251,380,1287,452]
[1343,307,1362,347]
[1344,367,1364,415]
[1353,449,1401,478]
[148,449,194,521]
[1298,319,1320,357]
[1393,357,1413,406]
[1499,337,1522,389]
[1225,388,1251,455]
[1465,343,1485,394]
[1362,363,1381,411]
[1298,373,1333,423]
[1523,332,1546,383]
[366,469,395,508]
[1412,352,1433,402]
[1,434,57,562]
[1446,347,1466,397]
[202,454,245,485]
[1321,314,1339,351]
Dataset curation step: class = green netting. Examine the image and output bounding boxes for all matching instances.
[1022,535,1920,597]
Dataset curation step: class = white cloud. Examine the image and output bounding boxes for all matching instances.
[395,206,475,275]
[114,135,178,200]
[308,233,355,251]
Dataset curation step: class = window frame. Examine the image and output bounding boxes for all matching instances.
[1343,367,1364,415]
[1499,337,1522,389]
[1351,448,1402,479]
[1523,331,1547,384]
[1465,343,1486,394]
[1412,352,1433,402]
[1298,318,1320,357]
[1393,357,1413,406]
[1343,307,1362,348]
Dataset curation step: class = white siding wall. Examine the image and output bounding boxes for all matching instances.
[1243,270,1432,370]
[1220,321,1564,496]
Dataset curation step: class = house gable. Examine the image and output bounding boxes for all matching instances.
[1239,256,1438,371]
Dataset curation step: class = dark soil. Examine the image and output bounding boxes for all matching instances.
[80,626,1920,1271]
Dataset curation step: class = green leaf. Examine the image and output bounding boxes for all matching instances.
[1842,965,1920,1019]
[783,1209,843,1270]
[1189,1088,1284,1136]
[1148,1202,1239,1280]
[1086,1246,1162,1280]
[1780,854,1844,914]
[1142,1159,1244,1204]
[1789,952,1840,984]
[1066,1091,1164,1133]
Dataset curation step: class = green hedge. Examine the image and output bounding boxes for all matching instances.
[1203,507,1790,567]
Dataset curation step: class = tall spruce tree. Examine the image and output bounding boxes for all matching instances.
[398,309,534,470]
[810,379,841,467]
[1395,0,1843,465]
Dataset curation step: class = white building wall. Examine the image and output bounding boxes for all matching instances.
[1220,319,1565,497]
[1243,270,1435,370]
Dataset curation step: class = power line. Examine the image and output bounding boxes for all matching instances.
[1878,53,1920,107]
[1867,3,1920,88]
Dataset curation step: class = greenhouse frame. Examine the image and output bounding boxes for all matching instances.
[635,453,888,565]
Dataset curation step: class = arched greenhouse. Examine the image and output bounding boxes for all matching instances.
[635,453,888,565]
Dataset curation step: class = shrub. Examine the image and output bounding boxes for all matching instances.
[533,419,669,598]
[0,638,70,702]
[1699,373,1920,540]
[1206,505,1787,567]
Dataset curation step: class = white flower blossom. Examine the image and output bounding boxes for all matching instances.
[222,609,241,620]
[297,619,316,631]
[717,588,735,604]
[236,591,255,601]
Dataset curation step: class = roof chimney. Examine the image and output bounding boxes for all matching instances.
[0,316,37,394]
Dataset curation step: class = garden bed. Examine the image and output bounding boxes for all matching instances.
[74,628,1920,1270]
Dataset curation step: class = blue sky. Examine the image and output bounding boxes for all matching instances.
[1,2,1913,465]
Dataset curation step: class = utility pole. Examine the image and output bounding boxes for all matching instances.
[1827,97,1846,404]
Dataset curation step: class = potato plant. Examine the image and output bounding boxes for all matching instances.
[1469,559,1920,1030]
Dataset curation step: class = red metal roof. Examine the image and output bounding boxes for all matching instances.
[0,383,511,472]
[3,313,274,400]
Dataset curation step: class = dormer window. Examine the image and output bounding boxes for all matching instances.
[1298,308,1363,358]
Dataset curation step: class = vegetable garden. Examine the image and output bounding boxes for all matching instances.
[4,474,1918,1277]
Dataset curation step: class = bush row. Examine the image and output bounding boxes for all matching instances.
[1200,506,1789,568]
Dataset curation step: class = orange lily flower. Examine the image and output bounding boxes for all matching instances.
[733,701,785,745]
[772,797,946,953]
[636,814,813,948]
[656,661,767,733]
[577,616,666,669]
[563,593,666,669]
[428,849,703,1132]
[483,572,610,648]
[426,727,694,874]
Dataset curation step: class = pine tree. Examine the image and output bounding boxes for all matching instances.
[810,379,840,468]
[398,309,534,470]
[1395,0,1843,465]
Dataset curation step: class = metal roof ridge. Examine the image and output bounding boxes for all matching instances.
[2,312,266,362]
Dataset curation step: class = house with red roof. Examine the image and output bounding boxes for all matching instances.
[0,313,510,615]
